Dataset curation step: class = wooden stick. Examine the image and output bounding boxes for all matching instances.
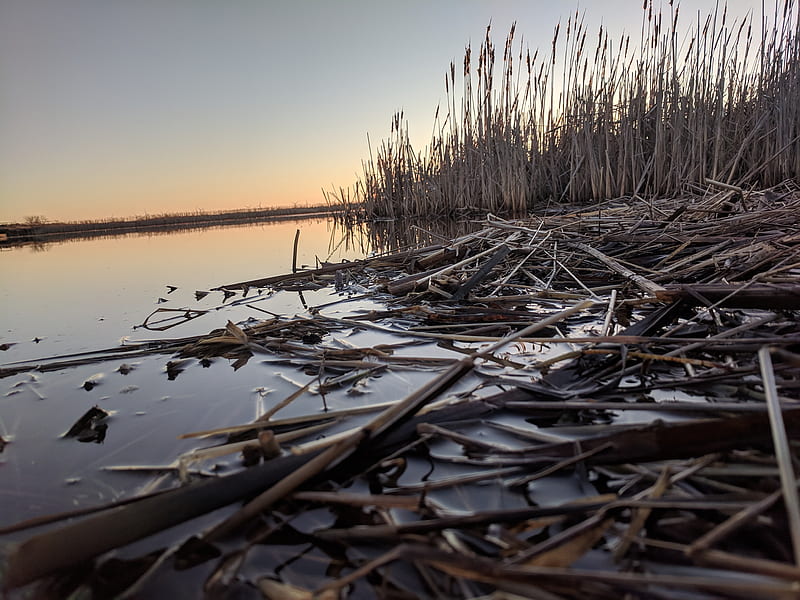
[450,243,510,301]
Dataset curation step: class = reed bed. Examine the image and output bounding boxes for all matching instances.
[331,1,800,219]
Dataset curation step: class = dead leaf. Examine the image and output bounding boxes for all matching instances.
[523,513,614,568]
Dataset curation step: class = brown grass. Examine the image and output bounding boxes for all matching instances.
[330,1,799,219]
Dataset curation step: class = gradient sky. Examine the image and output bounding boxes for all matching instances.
[1,0,759,222]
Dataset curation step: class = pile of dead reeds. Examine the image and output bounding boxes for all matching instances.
[329,1,800,219]
[2,183,799,598]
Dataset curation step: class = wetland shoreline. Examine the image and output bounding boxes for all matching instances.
[0,204,338,246]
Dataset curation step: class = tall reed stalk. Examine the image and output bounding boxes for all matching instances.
[333,1,799,218]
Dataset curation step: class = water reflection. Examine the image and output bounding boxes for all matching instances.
[1,214,472,530]
[0,218,365,363]
[0,216,477,365]
[331,215,479,257]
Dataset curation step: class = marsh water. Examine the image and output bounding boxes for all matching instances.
[1,219,377,523]
[1,218,368,361]
[1,217,492,530]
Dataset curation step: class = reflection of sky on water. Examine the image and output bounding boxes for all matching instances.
[0,218,366,362]
[0,210,482,530]
[0,218,393,527]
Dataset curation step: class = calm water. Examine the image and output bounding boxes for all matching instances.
[1,214,489,533]
[1,218,368,362]
[0,218,410,526]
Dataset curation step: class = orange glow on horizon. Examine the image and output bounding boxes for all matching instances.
[0,174,350,224]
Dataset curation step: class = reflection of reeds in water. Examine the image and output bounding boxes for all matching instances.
[366,219,481,254]
[329,215,481,259]
[331,1,799,218]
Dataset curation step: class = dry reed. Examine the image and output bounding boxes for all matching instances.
[330,1,800,218]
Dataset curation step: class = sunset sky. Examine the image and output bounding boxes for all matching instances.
[1,0,759,223]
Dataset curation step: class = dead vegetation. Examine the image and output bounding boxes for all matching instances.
[327,1,800,219]
[2,182,799,598]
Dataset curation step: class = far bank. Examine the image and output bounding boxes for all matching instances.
[0,204,339,245]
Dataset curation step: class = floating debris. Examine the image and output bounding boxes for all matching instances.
[63,405,109,444]
[116,363,135,375]
[81,374,104,391]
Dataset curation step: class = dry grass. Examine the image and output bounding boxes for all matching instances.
[330,1,799,218]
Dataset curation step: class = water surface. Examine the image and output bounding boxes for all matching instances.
[1,218,388,525]
[1,218,367,361]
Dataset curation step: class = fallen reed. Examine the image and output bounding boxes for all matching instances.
[332,1,799,218]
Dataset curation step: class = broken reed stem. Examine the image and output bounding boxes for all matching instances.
[613,464,672,560]
[687,486,785,555]
[758,345,800,566]
[291,228,300,273]
[601,288,618,336]
[179,401,395,439]
[571,242,665,296]
[204,432,366,542]
[177,420,335,468]
[256,380,312,422]
[477,299,595,357]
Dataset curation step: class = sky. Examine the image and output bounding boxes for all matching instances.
[0,0,760,223]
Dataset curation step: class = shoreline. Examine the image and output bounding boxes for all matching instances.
[0,205,340,246]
